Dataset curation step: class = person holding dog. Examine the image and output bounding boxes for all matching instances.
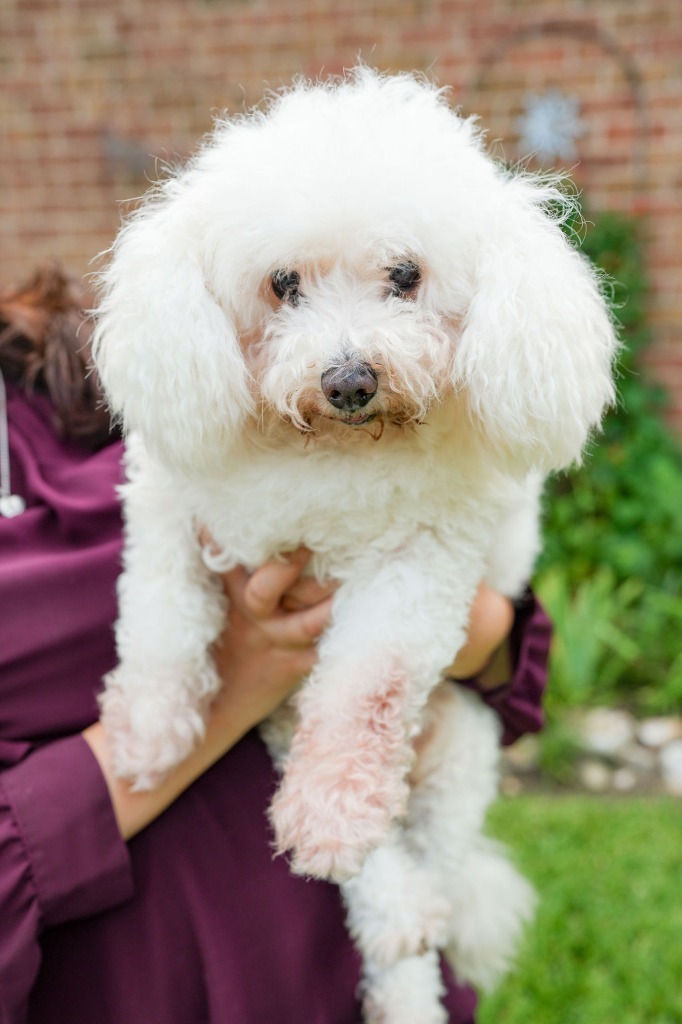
[0,265,550,1024]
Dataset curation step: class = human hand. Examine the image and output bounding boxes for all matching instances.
[209,548,336,733]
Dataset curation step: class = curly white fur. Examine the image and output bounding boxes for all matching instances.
[92,68,617,1022]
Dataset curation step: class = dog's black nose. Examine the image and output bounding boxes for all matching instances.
[321,363,378,412]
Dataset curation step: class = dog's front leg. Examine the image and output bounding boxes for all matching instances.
[100,445,226,789]
[269,534,482,882]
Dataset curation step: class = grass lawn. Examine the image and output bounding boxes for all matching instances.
[477,794,682,1024]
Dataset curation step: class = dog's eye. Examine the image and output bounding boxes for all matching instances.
[388,261,421,297]
[271,269,301,305]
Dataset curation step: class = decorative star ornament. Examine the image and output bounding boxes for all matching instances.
[516,89,586,164]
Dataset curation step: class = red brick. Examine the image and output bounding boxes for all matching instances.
[1,0,680,432]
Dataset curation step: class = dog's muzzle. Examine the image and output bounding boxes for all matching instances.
[321,362,378,414]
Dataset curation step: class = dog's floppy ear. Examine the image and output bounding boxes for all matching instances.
[92,203,253,472]
[453,179,618,472]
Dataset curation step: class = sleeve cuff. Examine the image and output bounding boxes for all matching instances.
[1,734,133,927]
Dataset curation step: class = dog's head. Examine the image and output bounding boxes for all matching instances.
[93,68,617,475]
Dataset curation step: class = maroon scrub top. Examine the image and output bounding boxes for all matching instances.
[0,381,550,1024]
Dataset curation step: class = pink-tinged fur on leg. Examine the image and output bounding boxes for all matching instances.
[270,669,414,881]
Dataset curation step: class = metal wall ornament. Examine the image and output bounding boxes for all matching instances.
[516,89,586,165]
[464,19,649,193]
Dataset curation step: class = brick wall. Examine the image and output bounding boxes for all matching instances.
[2,0,680,430]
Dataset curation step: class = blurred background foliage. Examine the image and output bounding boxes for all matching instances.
[535,206,682,722]
[479,794,682,1024]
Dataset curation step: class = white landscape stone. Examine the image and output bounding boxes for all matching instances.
[619,742,658,773]
[579,760,612,793]
[502,735,540,773]
[637,717,682,750]
[660,740,682,795]
[612,767,637,792]
[579,708,636,757]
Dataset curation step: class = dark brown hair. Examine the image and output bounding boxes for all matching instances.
[0,264,114,448]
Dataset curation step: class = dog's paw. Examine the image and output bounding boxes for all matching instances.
[99,670,212,790]
[271,761,407,881]
[444,839,536,991]
[344,844,451,969]
[362,952,447,1024]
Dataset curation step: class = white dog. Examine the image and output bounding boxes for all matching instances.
[92,68,617,1023]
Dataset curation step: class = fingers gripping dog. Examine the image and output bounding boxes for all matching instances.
[93,69,617,1024]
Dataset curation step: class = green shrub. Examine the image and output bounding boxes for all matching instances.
[536,209,682,716]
